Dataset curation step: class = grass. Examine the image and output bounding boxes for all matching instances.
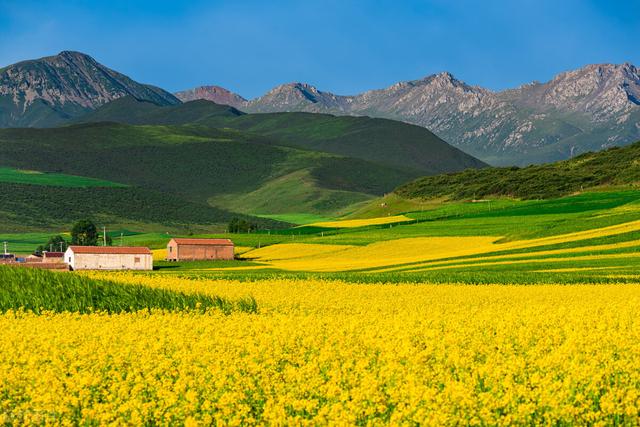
[255,213,334,225]
[0,265,256,314]
[208,169,372,218]
[0,183,285,233]
[396,141,640,200]
[79,98,486,175]
[0,167,125,188]
[0,122,416,219]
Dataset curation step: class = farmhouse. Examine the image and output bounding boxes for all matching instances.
[65,246,153,271]
[167,238,234,261]
[42,251,65,263]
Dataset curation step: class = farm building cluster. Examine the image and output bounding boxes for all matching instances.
[0,238,235,271]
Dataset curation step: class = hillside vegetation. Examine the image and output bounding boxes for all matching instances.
[396,142,640,200]
[77,97,487,174]
[0,183,284,232]
[0,167,125,188]
[0,122,419,228]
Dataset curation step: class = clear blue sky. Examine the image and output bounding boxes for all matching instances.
[0,0,638,98]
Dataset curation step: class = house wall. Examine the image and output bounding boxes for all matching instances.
[167,240,179,261]
[169,243,234,261]
[68,253,152,271]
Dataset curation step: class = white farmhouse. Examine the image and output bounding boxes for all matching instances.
[65,246,153,271]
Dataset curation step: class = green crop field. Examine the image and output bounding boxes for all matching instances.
[0,266,255,314]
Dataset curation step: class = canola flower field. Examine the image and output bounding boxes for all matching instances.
[4,190,640,424]
[3,275,640,425]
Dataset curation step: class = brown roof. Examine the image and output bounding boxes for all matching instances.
[68,246,152,255]
[171,238,234,246]
[43,252,64,258]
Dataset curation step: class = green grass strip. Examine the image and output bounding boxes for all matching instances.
[0,266,256,315]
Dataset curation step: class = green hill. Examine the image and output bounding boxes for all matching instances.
[395,142,640,200]
[78,97,244,125]
[0,182,284,233]
[0,122,419,229]
[77,98,487,174]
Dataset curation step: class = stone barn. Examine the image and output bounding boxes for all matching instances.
[65,246,153,271]
[166,238,234,261]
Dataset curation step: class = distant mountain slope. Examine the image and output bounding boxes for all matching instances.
[183,63,640,166]
[0,51,180,128]
[395,140,640,200]
[0,122,418,218]
[78,98,487,175]
[174,85,247,108]
[78,96,244,124]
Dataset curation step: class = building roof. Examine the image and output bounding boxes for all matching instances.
[67,246,152,255]
[43,252,64,258]
[170,238,234,246]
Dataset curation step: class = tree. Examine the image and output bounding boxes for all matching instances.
[71,219,98,246]
[227,218,258,234]
[100,233,113,246]
[35,235,69,254]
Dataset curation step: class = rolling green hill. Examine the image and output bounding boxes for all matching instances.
[0,122,419,229]
[0,182,285,233]
[78,97,244,125]
[0,167,126,187]
[395,142,640,200]
[77,98,487,174]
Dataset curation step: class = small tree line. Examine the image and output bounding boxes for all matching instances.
[35,219,111,255]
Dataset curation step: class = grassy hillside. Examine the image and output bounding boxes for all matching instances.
[396,142,640,200]
[0,167,125,187]
[77,98,487,174]
[78,96,243,125]
[0,122,417,224]
[0,182,285,233]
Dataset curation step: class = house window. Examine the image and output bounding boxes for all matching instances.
[169,247,172,253]
[134,257,140,263]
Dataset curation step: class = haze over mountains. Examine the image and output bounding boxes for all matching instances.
[178,64,640,166]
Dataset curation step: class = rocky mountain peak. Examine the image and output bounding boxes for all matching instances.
[0,51,179,127]
[174,85,246,108]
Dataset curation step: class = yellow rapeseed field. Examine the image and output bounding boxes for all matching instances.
[307,215,412,228]
[243,237,499,271]
[241,218,640,273]
[3,274,640,425]
[152,248,167,261]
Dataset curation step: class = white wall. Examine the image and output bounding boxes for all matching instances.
[65,250,152,271]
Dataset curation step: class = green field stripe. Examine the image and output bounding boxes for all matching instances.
[0,167,126,188]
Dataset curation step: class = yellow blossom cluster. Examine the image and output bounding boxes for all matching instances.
[3,275,640,425]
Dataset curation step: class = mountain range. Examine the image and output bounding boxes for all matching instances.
[1,51,639,167]
[177,65,640,166]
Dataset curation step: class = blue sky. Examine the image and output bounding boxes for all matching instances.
[0,0,638,98]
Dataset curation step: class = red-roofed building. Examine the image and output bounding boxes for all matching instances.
[167,238,234,261]
[65,246,153,271]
